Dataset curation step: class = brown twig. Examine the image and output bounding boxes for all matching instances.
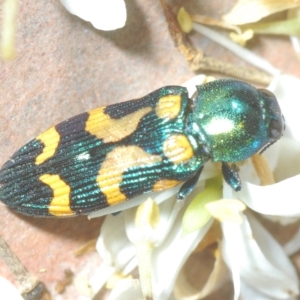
[159,0,273,85]
[0,235,47,299]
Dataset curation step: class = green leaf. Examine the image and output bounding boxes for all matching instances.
[182,177,223,235]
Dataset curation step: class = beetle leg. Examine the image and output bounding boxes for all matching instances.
[221,162,241,191]
[177,166,204,200]
[111,211,121,216]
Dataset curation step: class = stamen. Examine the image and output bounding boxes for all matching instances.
[251,154,275,185]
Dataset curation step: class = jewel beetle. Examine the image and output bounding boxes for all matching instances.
[0,79,284,217]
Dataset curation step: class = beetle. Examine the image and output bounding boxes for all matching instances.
[0,79,284,217]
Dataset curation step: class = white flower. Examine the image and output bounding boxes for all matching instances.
[98,195,213,300]
[60,0,127,31]
[238,75,300,218]
[222,212,299,300]
[0,277,23,300]
[210,75,300,300]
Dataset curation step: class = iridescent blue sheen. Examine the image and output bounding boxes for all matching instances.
[0,79,284,216]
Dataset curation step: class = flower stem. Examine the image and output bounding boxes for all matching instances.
[251,154,275,185]
[135,241,154,300]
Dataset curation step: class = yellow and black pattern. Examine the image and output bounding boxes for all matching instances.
[0,79,285,217]
[0,86,204,217]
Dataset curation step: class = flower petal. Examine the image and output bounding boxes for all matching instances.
[124,196,182,246]
[239,169,300,216]
[60,0,127,30]
[236,75,300,216]
[269,75,300,143]
[222,212,299,299]
[240,145,296,222]
[284,226,300,256]
[107,278,143,300]
[174,243,230,300]
[240,281,297,300]
[206,199,246,224]
[96,213,137,274]
[290,35,300,59]
[288,7,300,59]
[0,277,23,300]
[223,0,300,25]
[152,216,213,299]
[181,74,207,96]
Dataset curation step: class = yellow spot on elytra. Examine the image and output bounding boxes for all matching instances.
[152,179,182,192]
[163,134,194,164]
[97,146,162,205]
[155,94,181,119]
[85,106,152,143]
[35,127,60,165]
[39,174,75,216]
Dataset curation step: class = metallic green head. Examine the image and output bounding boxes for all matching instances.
[192,79,284,163]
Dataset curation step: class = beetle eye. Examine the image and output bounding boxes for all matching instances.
[258,89,276,99]
[269,119,283,140]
